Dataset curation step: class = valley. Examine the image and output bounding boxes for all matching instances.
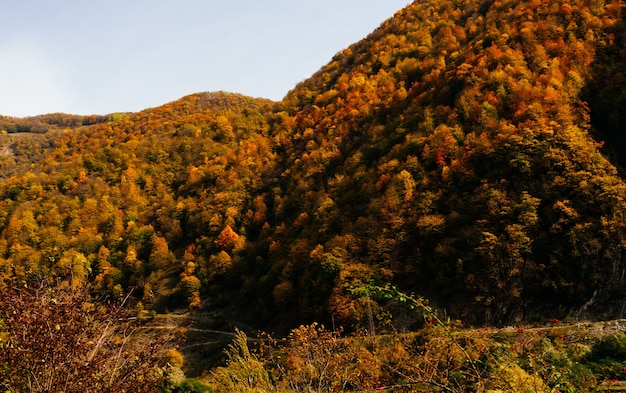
[2,0,626,390]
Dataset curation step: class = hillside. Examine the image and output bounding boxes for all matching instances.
[1,0,626,338]
[258,0,626,326]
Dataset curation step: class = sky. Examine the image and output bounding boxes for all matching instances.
[0,1,410,117]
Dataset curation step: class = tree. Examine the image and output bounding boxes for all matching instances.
[177,273,202,309]
[149,235,173,270]
[217,225,244,252]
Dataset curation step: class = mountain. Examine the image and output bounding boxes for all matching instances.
[256,0,626,326]
[1,0,626,331]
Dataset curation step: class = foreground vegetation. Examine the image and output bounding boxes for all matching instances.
[0,278,165,392]
[5,283,626,393]
[197,286,626,392]
[205,319,626,392]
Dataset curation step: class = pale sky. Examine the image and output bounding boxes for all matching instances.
[0,1,410,117]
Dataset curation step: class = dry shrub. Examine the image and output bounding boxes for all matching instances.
[0,277,167,393]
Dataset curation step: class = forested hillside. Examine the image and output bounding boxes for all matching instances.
[0,93,276,315]
[258,0,626,326]
[1,0,626,337]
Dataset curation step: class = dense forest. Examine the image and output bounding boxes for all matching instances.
[3,0,626,390]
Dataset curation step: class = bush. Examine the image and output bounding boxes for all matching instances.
[0,277,167,392]
[161,375,214,393]
[164,348,186,368]
[177,379,214,393]
[206,329,272,393]
[588,332,626,361]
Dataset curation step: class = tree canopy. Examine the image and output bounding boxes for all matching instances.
[1,0,626,331]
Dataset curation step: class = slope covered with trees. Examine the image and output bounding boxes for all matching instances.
[0,92,276,315]
[1,0,626,338]
[256,0,626,326]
